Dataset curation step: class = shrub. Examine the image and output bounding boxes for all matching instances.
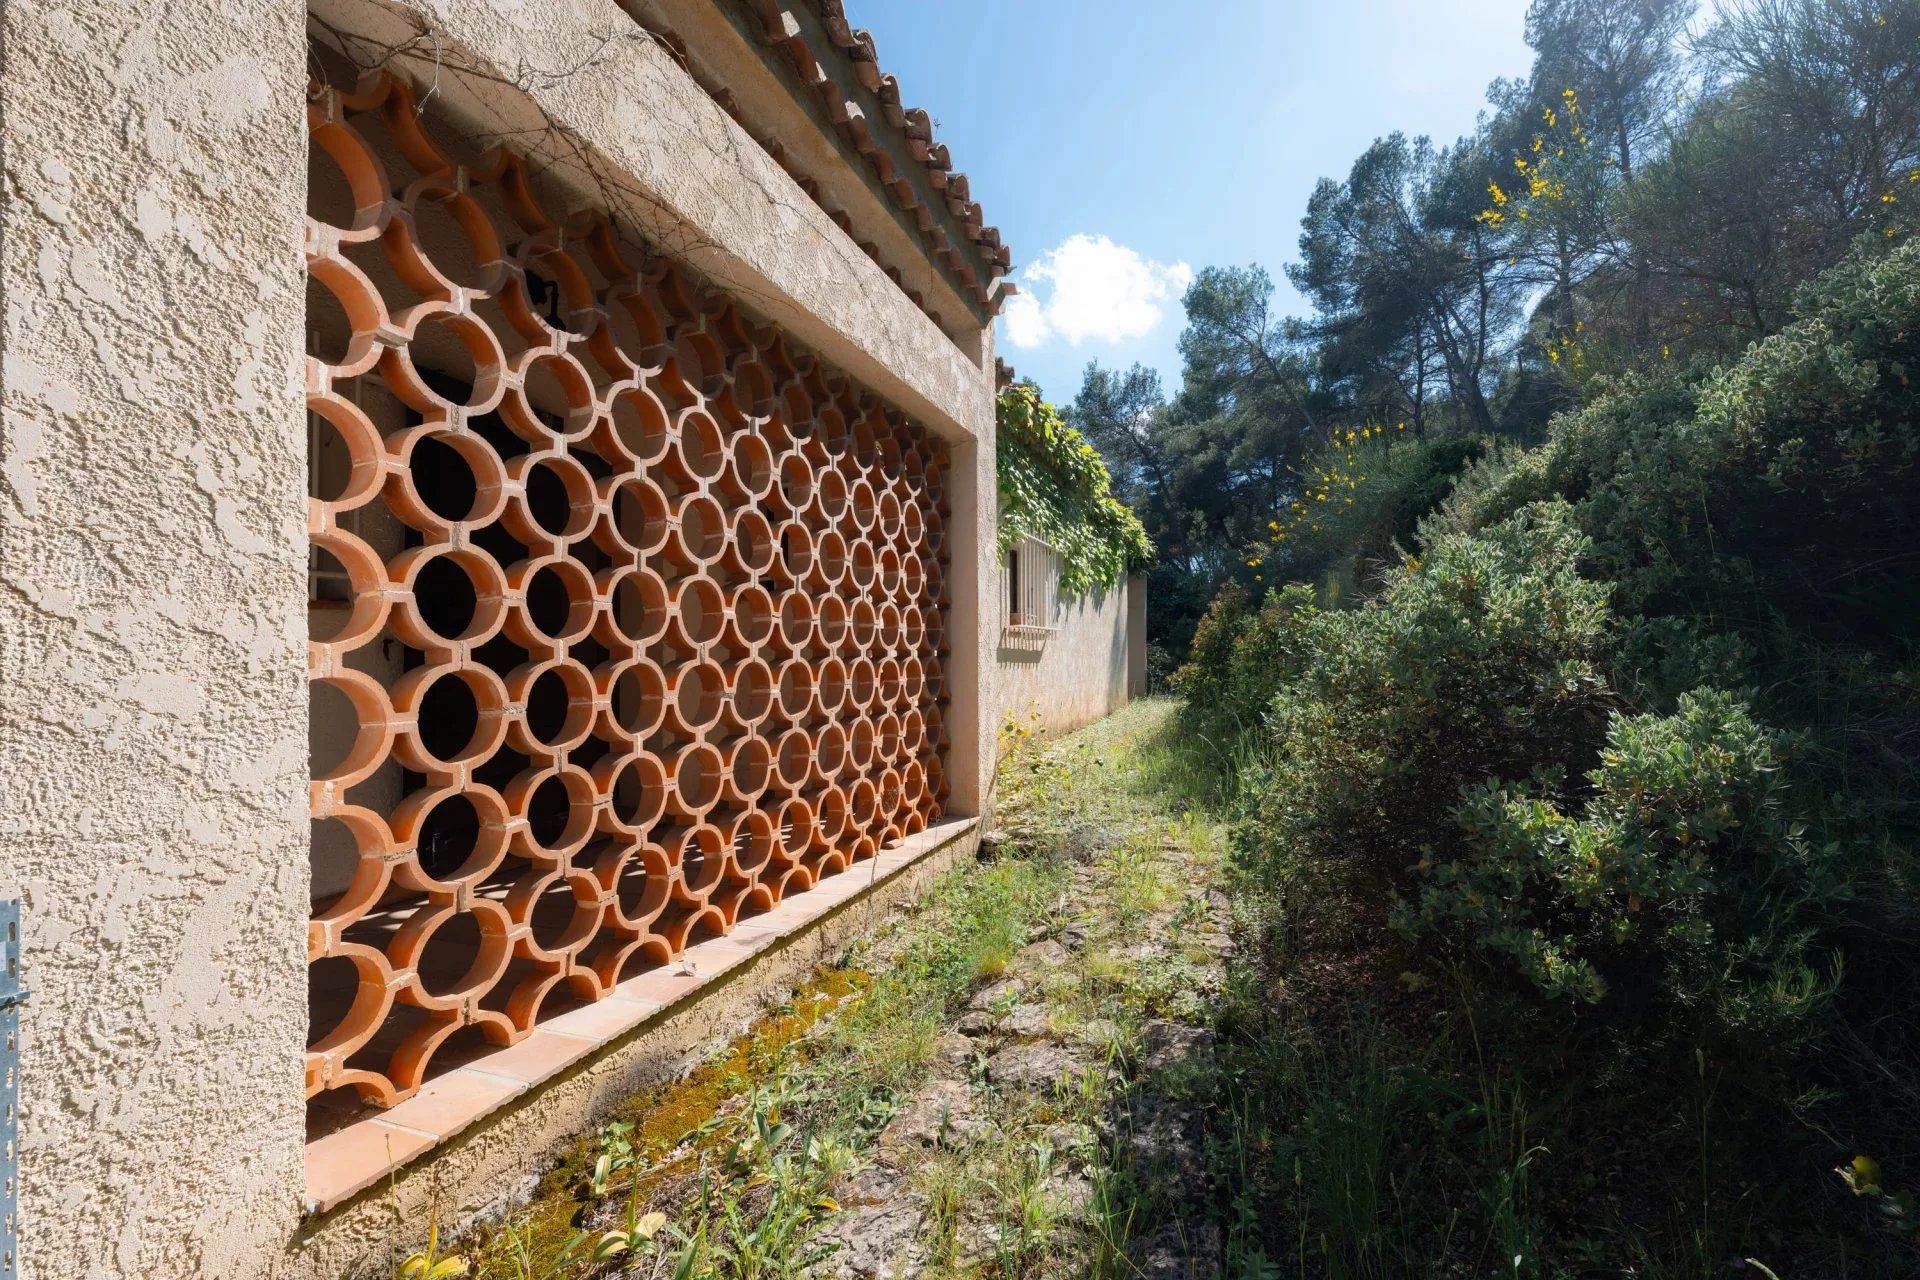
[1439,240,1920,642]
[1171,583,1251,725]
[1253,430,1489,602]
[1427,374,1700,544]
[1173,583,1320,739]
[1401,689,1836,1044]
[1241,503,1614,887]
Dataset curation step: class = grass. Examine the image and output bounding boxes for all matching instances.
[386,699,1220,1280]
[387,694,1918,1279]
[899,700,1234,1279]
[461,832,1066,1279]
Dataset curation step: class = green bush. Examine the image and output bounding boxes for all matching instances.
[1253,431,1490,603]
[1242,503,1613,887]
[1172,582,1320,739]
[1185,242,1920,1068]
[1403,689,1836,1043]
[1223,497,1844,1050]
[1439,241,1920,641]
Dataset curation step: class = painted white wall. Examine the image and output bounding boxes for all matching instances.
[992,576,1135,738]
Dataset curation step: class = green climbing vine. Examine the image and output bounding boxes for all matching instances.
[996,381,1152,592]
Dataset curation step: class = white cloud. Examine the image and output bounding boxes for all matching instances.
[1000,233,1192,350]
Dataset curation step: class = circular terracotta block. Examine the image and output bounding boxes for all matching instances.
[304,72,956,1106]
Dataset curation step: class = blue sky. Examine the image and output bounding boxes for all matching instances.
[849,0,1535,404]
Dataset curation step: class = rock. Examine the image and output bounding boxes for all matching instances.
[1044,1170,1096,1222]
[987,1042,1082,1094]
[955,1010,998,1037]
[808,1168,926,1279]
[967,977,1025,1012]
[880,1079,982,1150]
[1075,1018,1122,1055]
[998,1003,1054,1040]
[1140,1020,1215,1074]
[1193,931,1232,957]
[930,1032,975,1073]
[1124,1093,1208,1198]
[1042,1121,1099,1167]
[1014,938,1071,970]
[1060,826,1099,864]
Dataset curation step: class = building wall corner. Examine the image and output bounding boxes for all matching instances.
[0,2,312,1274]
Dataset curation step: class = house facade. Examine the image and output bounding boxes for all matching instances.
[995,532,1146,735]
[0,2,1102,1275]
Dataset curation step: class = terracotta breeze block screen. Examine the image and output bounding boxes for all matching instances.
[303,68,951,1111]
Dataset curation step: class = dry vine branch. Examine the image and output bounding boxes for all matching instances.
[306,2,884,326]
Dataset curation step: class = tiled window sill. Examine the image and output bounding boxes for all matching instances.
[304,816,978,1212]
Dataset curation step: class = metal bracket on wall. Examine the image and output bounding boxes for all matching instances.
[1,899,21,1280]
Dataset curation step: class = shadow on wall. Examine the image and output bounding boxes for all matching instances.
[995,632,1046,665]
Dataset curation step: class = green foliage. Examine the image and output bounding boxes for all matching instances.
[1212,246,1920,1028]
[1172,583,1320,742]
[1126,6,1920,1271]
[1249,428,1489,603]
[1445,241,1920,635]
[996,382,1151,592]
[1407,689,1835,1043]
[1240,503,1615,886]
[1178,236,1920,1275]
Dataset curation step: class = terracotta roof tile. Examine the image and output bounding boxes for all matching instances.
[768,0,1010,311]
[624,0,1005,327]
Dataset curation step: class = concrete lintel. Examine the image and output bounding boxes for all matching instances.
[309,0,994,448]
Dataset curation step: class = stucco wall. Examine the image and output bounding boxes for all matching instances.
[0,1,999,1276]
[992,578,1134,738]
[0,2,313,1276]
[1126,573,1148,698]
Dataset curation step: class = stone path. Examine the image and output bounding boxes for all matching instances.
[468,703,1228,1280]
[809,727,1232,1280]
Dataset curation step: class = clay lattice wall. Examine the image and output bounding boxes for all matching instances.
[304,64,951,1114]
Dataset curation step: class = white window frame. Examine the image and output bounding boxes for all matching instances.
[1003,534,1060,634]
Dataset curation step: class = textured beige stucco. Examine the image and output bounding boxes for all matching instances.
[2,1,999,1276]
[993,579,1135,738]
[0,2,313,1276]
[1126,573,1149,698]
